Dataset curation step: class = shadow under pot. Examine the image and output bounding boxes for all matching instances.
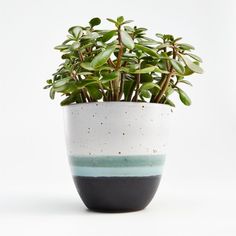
[63,102,171,212]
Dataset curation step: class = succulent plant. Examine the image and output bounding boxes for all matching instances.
[44,16,203,106]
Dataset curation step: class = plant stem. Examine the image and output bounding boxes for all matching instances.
[112,26,123,101]
[108,58,116,68]
[153,69,173,103]
[109,81,114,100]
[118,73,124,100]
[132,73,140,102]
[99,83,107,101]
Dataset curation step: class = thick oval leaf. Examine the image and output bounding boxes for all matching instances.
[163,34,174,41]
[179,80,193,86]
[53,77,70,88]
[77,78,99,88]
[133,66,156,74]
[60,94,76,106]
[156,33,163,39]
[154,67,169,74]
[68,26,82,38]
[71,42,80,50]
[181,55,204,74]
[140,90,151,98]
[49,88,55,99]
[87,85,102,100]
[165,98,175,107]
[54,45,69,51]
[178,43,195,50]
[78,72,93,75]
[140,74,153,83]
[186,53,203,62]
[120,30,134,50]
[121,20,134,25]
[43,85,51,89]
[80,62,95,71]
[101,30,116,42]
[140,82,160,91]
[89,17,101,27]
[100,71,119,83]
[117,16,124,24]
[135,44,158,57]
[106,18,117,24]
[178,88,191,106]
[91,45,116,68]
[170,59,185,74]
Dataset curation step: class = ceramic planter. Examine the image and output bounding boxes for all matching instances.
[63,102,172,212]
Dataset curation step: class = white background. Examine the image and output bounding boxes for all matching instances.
[0,0,236,235]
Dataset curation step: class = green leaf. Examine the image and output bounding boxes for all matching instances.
[86,85,102,100]
[101,30,116,42]
[166,87,174,96]
[155,33,163,39]
[124,80,135,100]
[77,78,99,88]
[54,45,69,51]
[170,59,185,74]
[163,34,174,41]
[181,55,204,74]
[68,26,82,38]
[124,26,134,32]
[89,17,101,27]
[106,18,117,24]
[80,62,95,71]
[133,66,156,74]
[117,16,124,24]
[173,37,182,42]
[120,30,134,50]
[135,44,158,57]
[179,80,193,86]
[178,43,195,50]
[91,45,116,68]
[71,42,80,50]
[140,74,153,83]
[100,71,118,83]
[121,20,134,25]
[43,85,51,89]
[60,94,76,106]
[140,90,151,98]
[156,43,170,50]
[53,77,70,88]
[140,82,160,91]
[165,98,175,107]
[77,72,93,75]
[49,87,55,99]
[154,67,169,74]
[178,88,191,106]
[186,53,203,62]
[183,66,193,76]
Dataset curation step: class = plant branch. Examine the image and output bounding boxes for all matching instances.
[132,73,140,102]
[153,69,174,103]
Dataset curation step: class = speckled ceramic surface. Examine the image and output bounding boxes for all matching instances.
[63,102,172,212]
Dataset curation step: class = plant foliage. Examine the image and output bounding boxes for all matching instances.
[45,17,203,106]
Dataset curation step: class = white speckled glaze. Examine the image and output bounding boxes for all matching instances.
[63,102,172,156]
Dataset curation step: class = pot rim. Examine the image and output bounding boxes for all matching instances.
[62,101,174,110]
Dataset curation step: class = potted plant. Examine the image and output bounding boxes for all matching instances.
[44,16,203,212]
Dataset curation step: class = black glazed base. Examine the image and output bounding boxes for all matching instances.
[73,175,161,212]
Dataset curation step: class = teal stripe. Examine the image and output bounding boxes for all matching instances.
[68,155,165,177]
[70,166,164,177]
[69,154,165,167]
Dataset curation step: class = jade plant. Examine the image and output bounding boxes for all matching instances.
[44,16,203,106]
